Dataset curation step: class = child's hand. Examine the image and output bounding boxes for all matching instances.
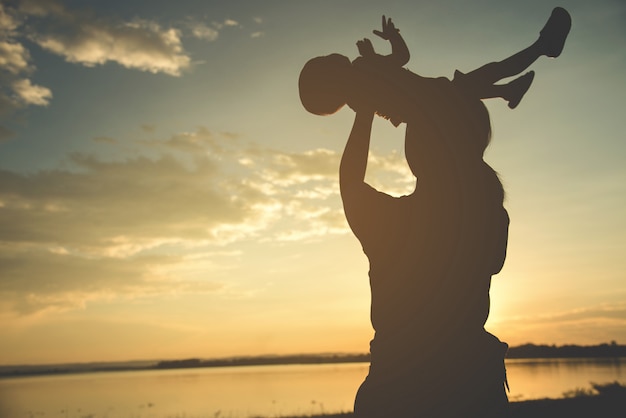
[373,15,399,40]
[356,38,376,57]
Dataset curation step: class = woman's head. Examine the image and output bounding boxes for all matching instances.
[299,54,352,115]
[404,86,492,179]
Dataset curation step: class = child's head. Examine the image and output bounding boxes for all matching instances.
[299,54,352,115]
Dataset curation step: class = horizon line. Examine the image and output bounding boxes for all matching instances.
[1,341,624,370]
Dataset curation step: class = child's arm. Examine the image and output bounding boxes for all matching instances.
[374,16,409,66]
[355,16,410,67]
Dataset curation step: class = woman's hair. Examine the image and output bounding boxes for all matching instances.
[299,54,351,115]
[465,98,492,156]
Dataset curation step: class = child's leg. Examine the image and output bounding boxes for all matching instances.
[463,42,542,87]
[479,71,535,109]
[459,7,571,89]
[539,7,572,58]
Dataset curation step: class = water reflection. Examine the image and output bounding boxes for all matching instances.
[0,359,624,418]
[505,358,624,401]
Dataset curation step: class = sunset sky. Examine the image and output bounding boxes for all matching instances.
[0,0,624,365]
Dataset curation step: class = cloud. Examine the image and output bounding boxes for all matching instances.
[0,152,268,250]
[508,303,626,325]
[273,204,348,242]
[0,248,180,314]
[0,245,228,316]
[239,145,414,241]
[222,19,239,27]
[0,125,415,315]
[365,150,415,196]
[188,21,219,41]
[1,3,263,133]
[143,126,227,154]
[0,129,276,313]
[11,77,51,105]
[251,16,264,39]
[252,146,413,196]
[491,302,626,345]
[0,145,268,314]
[0,39,30,74]
[0,2,49,124]
[0,0,191,134]
[259,148,340,185]
[185,18,250,41]
[19,1,190,76]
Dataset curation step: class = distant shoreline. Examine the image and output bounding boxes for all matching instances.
[1,342,625,378]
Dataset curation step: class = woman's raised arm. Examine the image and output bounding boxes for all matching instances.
[339,109,376,198]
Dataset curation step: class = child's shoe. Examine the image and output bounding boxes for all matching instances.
[506,71,535,109]
[539,7,572,58]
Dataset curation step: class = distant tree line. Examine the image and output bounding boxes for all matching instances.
[506,341,626,359]
[155,353,370,369]
[155,342,626,370]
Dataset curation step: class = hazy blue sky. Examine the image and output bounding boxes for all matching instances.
[1,0,625,365]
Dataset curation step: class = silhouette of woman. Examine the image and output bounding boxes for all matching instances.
[340,73,511,418]
[299,9,570,418]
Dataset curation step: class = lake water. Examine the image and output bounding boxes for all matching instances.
[0,358,624,418]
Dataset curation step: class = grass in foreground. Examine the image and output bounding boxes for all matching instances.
[274,382,626,418]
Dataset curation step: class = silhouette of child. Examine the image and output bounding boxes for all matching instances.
[299,8,571,123]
